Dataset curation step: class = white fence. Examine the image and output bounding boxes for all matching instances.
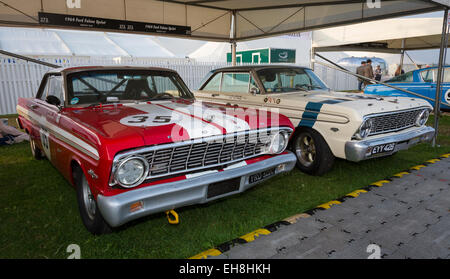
[0,56,358,115]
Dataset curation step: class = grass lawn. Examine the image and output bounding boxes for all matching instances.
[0,114,449,259]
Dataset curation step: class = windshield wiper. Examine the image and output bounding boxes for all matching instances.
[294,85,309,91]
[147,94,176,101]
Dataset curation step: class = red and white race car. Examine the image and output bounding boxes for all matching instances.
[16,66,296,234]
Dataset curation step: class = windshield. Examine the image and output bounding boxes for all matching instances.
[66,70,194,106]
[386,71,414,83]
[256,68,328,93]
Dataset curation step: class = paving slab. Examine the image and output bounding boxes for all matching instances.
[211,157,450,259]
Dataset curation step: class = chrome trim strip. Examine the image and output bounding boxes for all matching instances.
[17,105,99,160]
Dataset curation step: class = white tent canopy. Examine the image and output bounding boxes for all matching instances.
[188,34,312,64]
[188,41,239,62]
[0,27,177,57]
[0,27,72,56]
[312,17,447,52]
[0,1,448,41]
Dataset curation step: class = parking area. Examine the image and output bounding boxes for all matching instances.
[209,157,450,259]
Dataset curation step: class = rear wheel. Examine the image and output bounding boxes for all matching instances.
[291,128,335,176]
[30,138,43,160]
[75,168,112,235]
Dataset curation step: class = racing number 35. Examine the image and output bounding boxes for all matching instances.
[127,115,172,124]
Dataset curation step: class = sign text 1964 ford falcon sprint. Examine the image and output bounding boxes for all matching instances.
[195,65,435,176]
[16,66,296,234]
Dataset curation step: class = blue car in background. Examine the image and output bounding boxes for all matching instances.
[364,66,450,111]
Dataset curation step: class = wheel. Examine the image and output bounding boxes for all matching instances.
[75,168,112,235]
[30,137,43,160]
[291,128,335,176]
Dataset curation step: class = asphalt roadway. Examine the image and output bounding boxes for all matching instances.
[211,157,450,259]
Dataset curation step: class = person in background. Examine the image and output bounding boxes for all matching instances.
[374,65,382,81]
[356,61,366,91]
[363,59,374,87]
[395,65,405,76]
[0,120,29,146]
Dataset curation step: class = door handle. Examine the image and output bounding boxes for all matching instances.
[212,94,220,97]
[28,104,39,110]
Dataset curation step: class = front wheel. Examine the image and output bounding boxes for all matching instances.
[75,168,112,235]
[291,128,335,176]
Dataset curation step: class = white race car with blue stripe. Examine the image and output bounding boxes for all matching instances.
[195,65,435,175]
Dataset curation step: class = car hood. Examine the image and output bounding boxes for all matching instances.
[269,89,431,117]
[64,100,291,156]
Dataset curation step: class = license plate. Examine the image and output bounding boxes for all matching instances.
[207,177,241,199]
[248,168,276,184]
[371,143,396,155]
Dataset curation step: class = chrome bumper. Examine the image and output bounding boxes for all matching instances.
[97,153,297,227]
[345,126,435,162]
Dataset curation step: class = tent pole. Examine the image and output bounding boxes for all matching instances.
[230,10,237,66]
[404,51,419,69]
[432,8,449,147]
[0,49,58,68]
[399,39,405,72]
[231,40,237,66]
[315,52,349,71]
[310,32,315,70]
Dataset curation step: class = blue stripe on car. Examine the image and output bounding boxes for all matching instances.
[298,102,323,128]
[319,99,348,104]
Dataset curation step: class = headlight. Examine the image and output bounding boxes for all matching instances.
[415,109,430,127]
[267,131,289,154]
[114,156,149,188]
[355,118,373,140]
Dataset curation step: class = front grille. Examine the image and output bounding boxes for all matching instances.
[111,128,291,184]
[146,132,269,177]
[368,108,423,136]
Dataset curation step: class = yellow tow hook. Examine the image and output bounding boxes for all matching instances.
[165,210,179,225]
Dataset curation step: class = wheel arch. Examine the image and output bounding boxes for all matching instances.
[70,158,86,188]
[291,125,338,158]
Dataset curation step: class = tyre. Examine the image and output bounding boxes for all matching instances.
[30,137,43,160]
[291,128,335,176]
[74,168,112,235]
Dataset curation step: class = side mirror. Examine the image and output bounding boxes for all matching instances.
[46,95,61,107]
[250,87,260,95]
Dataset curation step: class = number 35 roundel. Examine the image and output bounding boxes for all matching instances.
[120,113,182,127]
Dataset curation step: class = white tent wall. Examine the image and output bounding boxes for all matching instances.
[107,33,175,58]
[0,55,358,115]
[0,27,72,56]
